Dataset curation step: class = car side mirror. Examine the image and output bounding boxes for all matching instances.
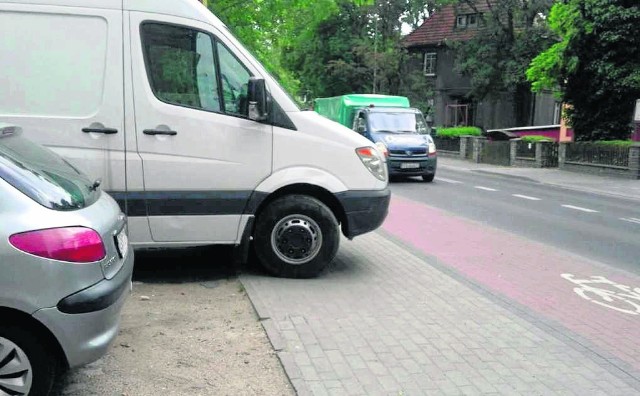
[247,77,268,122]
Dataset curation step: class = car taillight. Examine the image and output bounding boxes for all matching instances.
[9,227,106,263]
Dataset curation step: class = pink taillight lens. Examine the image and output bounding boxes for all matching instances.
[9,227,106,263]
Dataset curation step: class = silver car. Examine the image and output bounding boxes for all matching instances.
[0,124,134,396]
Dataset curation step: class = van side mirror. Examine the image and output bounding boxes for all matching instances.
[247,77,268,122]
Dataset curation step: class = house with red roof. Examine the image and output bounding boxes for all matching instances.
[403,3,559,130]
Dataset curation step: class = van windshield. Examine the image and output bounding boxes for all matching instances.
[369,112,428,134]
[0,129,99,210]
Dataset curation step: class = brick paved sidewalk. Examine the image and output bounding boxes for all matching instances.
[241,233,639,396]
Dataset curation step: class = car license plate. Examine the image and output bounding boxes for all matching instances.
[401,162,420,169]
[115,227,129,259]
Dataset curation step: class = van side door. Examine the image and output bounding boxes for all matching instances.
[0,2,128,203]
[129,12,273,243]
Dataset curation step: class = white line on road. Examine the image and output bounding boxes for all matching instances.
[562,205,599,213]
[512,194,541,201]
[475,186,498,192]
[620,217,640,225]
[437,177,463,184]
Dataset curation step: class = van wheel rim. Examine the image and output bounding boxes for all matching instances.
[0,336,32,396]
[271,214,322,265]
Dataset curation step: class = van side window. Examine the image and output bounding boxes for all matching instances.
[141,23,221,112]
[216,42,251,117]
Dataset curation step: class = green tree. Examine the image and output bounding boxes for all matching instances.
[284,0,443,112]
[453,0,554,125]
[527,0,640,141]
[209,0,347,96]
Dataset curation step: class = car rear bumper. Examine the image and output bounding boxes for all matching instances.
[336,188,391,239]
[388,156,437,176]
[32,249,134,368]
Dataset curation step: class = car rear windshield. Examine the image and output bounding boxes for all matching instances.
[0,129,99,210]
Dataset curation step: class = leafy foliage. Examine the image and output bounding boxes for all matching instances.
[283,0,445,112]
[453,1,554,102]
[519,135,552,142]
[209,0,352,96]
[593,140,635,147]
[435,126,482,137]
[527,0,640,141]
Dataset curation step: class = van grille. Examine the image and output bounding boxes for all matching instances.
[389,148,427,157]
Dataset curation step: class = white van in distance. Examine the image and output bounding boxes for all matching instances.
[0,0,390,278]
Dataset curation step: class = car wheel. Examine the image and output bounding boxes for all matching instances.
[0,325,57,396]
[254,195,339,278]
[422,173,435,182]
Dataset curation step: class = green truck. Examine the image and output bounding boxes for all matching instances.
[314,94,437,182]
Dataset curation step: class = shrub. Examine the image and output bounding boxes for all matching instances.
[520,135,553,142]
[435,126,482,138]
[593,140,634,147]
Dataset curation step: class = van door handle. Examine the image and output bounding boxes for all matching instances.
[143,129,178,136]
[82,127,118,134]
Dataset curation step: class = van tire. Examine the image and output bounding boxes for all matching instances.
[254,195,339,278]
[0,324,58,396]
[422,174,435,182]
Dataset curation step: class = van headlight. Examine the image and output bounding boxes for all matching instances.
[426,136,437,155]
[356,146,387,182]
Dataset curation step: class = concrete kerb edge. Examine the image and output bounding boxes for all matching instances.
[240,276,299,392]
[472,169,539,183]
[374,228,640,391]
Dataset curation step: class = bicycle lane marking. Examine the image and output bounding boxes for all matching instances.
[382,195,640,373]
[561,274,640,316]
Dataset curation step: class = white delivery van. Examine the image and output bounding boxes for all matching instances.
[0,0,390,278]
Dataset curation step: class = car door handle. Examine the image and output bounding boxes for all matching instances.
[143,129,178,136]
[82,127,118,134]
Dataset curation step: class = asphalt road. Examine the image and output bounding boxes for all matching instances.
[390,166,640,275]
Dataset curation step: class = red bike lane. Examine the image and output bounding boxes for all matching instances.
[382,195,640,375]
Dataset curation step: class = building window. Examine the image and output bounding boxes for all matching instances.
[468,14,478,27]
[424,52,437,76]
[553,102,562,125]
[457,14,479,28]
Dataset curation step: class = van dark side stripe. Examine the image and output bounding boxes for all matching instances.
[107,190,267,217]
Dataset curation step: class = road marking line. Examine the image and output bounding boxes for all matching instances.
[620,217,640,225]
[562,205,599,213]
[512,194,541,201]
[475,186,498,191]
[437,177,463,184]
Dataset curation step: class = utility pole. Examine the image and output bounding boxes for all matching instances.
[373,15,378,94]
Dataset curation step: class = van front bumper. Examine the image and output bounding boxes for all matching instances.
[336,188,391,239]
[32,250,134,368]
[388,156,437,177]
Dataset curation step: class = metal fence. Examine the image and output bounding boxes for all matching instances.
[433,137,460,153]
[480,141,511,166]
[515,140,536,159]
[565,143,629,168]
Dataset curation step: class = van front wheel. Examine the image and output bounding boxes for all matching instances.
[254,195,339,278]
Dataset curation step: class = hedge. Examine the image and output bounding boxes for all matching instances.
[592,140,634,147]
[520,135,553,142]
[435,126,482,138]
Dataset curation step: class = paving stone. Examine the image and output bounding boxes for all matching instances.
[241,233,640,395]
